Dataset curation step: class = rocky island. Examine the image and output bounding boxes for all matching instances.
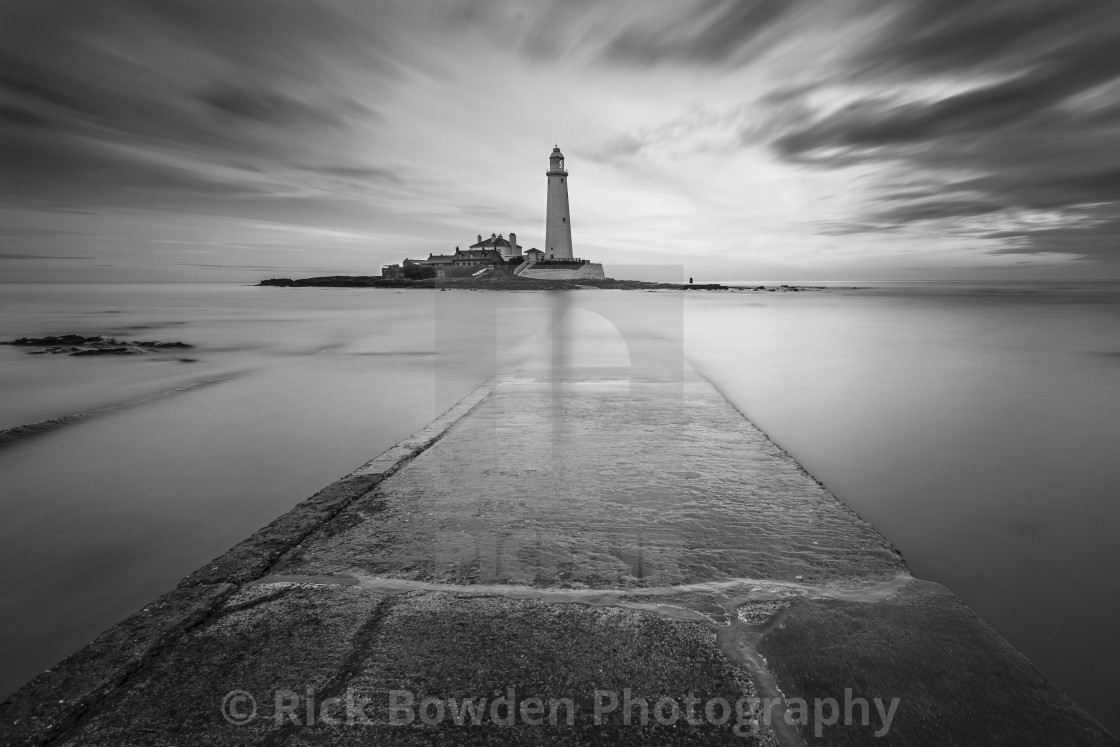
[258,276,826,292]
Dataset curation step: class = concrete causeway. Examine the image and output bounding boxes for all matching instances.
[1,375,1115,745]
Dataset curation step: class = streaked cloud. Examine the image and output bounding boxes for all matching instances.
[769,0,1120,259]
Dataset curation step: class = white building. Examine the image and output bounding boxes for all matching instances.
[469,232,522,259]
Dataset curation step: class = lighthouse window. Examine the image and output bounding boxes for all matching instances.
[561,178,564,183]
[562,217,566,222]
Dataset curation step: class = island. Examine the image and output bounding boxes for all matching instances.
[258,276,825,292]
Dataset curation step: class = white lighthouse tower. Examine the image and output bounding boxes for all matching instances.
[544,146,573,260]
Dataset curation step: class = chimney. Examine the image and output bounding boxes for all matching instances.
[477,234,482,243]
[510,232,519,255]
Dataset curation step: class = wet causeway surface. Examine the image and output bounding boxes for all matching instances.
[256,377,914,745]
[272,376,907,589]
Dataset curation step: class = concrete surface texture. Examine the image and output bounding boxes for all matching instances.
[1,375,1115,745]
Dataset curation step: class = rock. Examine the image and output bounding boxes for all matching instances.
[4,335,192,357]
[69,347,144,356]
[5,335,123,347]
[134,341,193,349]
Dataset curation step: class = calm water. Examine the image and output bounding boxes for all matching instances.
[0,282,1117,733]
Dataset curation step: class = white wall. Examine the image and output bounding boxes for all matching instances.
[519,263,605,280]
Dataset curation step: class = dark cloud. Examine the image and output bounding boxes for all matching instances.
[200,87,358,127]
[0,227,81,239]
[0,0,394,209]
[853,0,1117,79]
[0,253,88,261]
[0,103,50,128]
[769,0,1120,259]
[448,0,805,68]
[865,198,1019,225]
[172,264,342,272]
[779,32,1120,155]
[600,0,800,66]
[304,165,401,183]
[584,133,665,165]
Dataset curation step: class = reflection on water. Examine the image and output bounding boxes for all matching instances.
[0,282,1118,733]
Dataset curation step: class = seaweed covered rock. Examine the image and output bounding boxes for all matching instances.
[3,335,193,356]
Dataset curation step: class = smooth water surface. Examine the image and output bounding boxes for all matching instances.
[687,282,1120,732]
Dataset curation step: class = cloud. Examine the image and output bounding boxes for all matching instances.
[199,86,368,128]
[599,0,802,66]
[0,226,82,238]
[589,106,754,162]
[0,253,88,261]
[172,263,343,273]
[0,0,397,209]
[762,0,1120,259]
[304,165,400,182]
[441,0,806,68]
[851,0,1116,80]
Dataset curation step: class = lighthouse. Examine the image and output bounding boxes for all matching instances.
[544,146,573,260]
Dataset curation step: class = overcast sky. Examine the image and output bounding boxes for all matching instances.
[3,0,1120,282]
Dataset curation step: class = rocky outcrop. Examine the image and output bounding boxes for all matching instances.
[3,335,193,356]
[259,276,393,287]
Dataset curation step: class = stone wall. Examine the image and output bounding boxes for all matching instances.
[518,263,605,280]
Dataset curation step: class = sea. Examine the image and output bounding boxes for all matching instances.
[0,280,1117,733]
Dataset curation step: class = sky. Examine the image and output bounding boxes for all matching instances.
[3,0,1120,282]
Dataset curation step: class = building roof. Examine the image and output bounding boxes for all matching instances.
[454,248,505,261]
[425,253,456,264]
[525,248,544,254]
[470,232,521,251]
